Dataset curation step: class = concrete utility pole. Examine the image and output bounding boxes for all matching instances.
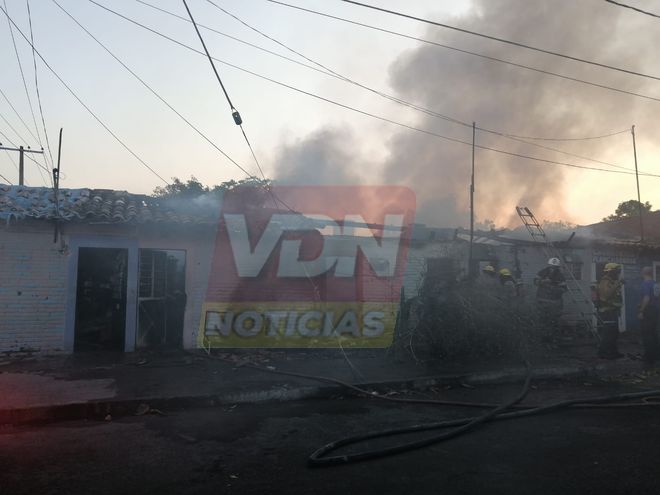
[631,125,644,242]
[0,143,45,185]
[468,122,476,279]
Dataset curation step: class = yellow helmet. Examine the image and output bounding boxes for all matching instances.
[604,262,621,272]
[499,268,512,277]
[483,265,495,273]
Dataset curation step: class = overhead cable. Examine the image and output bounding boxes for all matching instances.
[204,1,635,173]
[605,0,660,19]
[265,0,660,109]
[89,1,660,178]
[338,0,660,82]
[26,0,56,169]
[0,3,168,184]
[52,0,254,179]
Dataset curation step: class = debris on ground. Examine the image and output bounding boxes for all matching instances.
[135,403,166,416]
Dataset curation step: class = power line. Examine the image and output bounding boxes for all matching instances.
[26,0,56,170]
[205,1,634,173]
[0,88,39,145]
[0,171,12,184]
[0,3,168,185]
[0,88,49,186]
[338,0,660,82]
[52,0,254,180]
[2,0,43,149]
[0,124,52,178]
[605,0,660,19]
[84,2,660,179]
[180,0,269,186]
[265,0,660,109]
[0,110,31,145]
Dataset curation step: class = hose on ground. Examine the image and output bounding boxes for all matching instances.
[191,351,660,465]
[195,351,660,410]
[308,362,533,466]
[308,382,660,466]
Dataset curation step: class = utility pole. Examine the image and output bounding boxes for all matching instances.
[631,125,644,242]
[53,129,63,244]
[469,122,476,279]
[0,143,44,185]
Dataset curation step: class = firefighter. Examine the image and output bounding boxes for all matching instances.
[535,258,567,340]
[499,268,519,299]
[479,264,498,287]
[597,262,624,359]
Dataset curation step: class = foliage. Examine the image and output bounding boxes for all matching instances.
[152,176,270,199]
[603,199,652,222]
[541,219,577,231]
[406,265,540,362]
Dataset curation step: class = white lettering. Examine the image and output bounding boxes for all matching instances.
[297,311,322,337]
[334,311,360,337]
[225,213,405,278]
[233,311,263,337]
[363,311,385,337]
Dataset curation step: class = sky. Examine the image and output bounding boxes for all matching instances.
[1,0,660,228]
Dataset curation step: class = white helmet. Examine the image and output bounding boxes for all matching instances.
[548,258,561,267]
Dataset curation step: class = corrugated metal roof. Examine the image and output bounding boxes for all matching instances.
[0,185,220,225]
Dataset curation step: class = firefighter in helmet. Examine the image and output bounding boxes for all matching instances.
[535,257,567,341]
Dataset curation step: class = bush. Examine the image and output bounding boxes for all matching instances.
[408,280,540,362]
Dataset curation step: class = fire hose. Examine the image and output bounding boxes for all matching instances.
[196,353,660,467]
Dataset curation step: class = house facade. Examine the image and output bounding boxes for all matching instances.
[0,185,218,354]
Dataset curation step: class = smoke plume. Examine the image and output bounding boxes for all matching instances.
[274,0,660,227]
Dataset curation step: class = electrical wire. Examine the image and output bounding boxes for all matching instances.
[26,0,56,170]
[51,0,254,180]
[605,0,660,19]
[0,170,12,184]
[265,0,660,111]
[2,1,42,148]
[204,1,636,175]
[0,3,168,185]
[338,0,660,83]
[0,110,31,146]
[180,0,269,186]
[0,127,50,176]
[87,1,660,179]
[0,89,48,185]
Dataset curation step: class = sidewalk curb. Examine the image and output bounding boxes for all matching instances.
[0,363,605,426]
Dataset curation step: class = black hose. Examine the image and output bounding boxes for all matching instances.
[308,362,533,466]
[308,384,660,466]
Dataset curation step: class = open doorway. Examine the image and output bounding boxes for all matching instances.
[137,249,186,348]
[74,248,128,351]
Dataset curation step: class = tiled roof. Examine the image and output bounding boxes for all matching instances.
[0,185,220,224]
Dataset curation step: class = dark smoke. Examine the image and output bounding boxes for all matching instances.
[275,0,659,227]
[274,127,363,186]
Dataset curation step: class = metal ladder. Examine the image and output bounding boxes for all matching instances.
[516,206,600,341]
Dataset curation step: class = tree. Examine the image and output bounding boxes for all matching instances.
[602,200,652,222]
[152,176,270,199]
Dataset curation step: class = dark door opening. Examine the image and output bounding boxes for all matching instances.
[137,249,186,348]
[74,247,128,351]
